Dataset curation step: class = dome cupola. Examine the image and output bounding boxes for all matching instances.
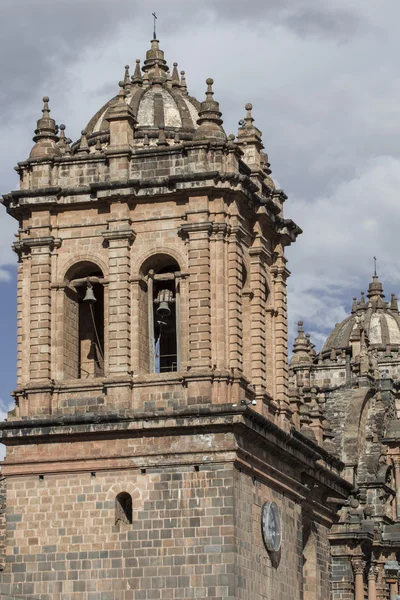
[78,39,205,150]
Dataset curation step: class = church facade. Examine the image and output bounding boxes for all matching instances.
[0,36,399,600]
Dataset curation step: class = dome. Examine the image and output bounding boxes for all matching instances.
[79,39,202,149]
[322,275,400,355]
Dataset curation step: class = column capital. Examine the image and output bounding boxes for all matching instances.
[352,557,366,575]
[368,565,379,580]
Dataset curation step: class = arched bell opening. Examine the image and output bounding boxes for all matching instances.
[63,261,105,379]
[139,254,181,374]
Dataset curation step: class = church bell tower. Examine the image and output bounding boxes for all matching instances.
[0,38,350,600]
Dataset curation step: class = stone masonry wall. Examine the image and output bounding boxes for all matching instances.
[0,464,236,600]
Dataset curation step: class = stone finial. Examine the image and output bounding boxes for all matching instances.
[243,103,255,128]
[117,81,127,103]
[57,124,69,154]
[358,292,366,310]
[142,38,169,78]
[180,70,188,95]
[367,274,384,301]
[123,65,132,93]
[391,293,399,311]
[95,138,103,153]
[152,60,163,86]
[30,96,60,159]
[157,126,168,146]
[78,129,90,154]
[351,297,357,313]
[172,62,180,87]
[174,131,180,144]
[131,59,143,85]
[330,348,337,362]
[143,134,150,146]
[193,78,227,143]
[290,321,313,366]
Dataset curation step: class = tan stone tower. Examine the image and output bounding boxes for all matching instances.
[0,39,350,600]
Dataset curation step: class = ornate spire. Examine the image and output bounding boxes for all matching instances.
[180,70,188,95]
[123,65,132,93]
[367,274,384,299]
[172,62,180,87]
[193,78,226,143]
[78,130,90,154]
[391,293,399,311]
[142,39,168,79]
[290,321,313,366]
[351,297,358,313]
[30,96,60,159]
[57,124,66,151]
[157,126,168,146]
[131,59,143,85]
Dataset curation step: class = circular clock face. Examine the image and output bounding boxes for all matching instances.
[261,501,282,553]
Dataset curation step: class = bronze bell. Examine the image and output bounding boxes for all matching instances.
[156,301,171,318]
[156,289,172,318]
[83,282,97,304]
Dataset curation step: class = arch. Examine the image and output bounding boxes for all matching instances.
[62,259,105,379]
[132,245,186,278]
[115,492,132,525]
[64,260,104,283]
[60,254,108,284]
[139,253,180,277]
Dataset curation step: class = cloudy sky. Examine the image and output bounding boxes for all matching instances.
[0,0,400,424]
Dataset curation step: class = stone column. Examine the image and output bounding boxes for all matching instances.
[17,237,60,382]
[102,227,136,376]
[227,225,244,372]
[392,457,400,519]
[368,566,378,600]
[248,245,268,396]
[179,222,212,371]
[352,558,366,600]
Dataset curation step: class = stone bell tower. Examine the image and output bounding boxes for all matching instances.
[0,38,350,600]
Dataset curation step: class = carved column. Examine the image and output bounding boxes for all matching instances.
[15,237,60,382]
[102,227,135,376]
[179,222,212,371]
[248,245,268,396]
[368,566,378,600]
[227,225,245,372]
[392,457,400,519]
[352,558,366,600]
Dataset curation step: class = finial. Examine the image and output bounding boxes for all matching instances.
[157,126,168,146]
[172,62,180,87]
[30,95,60,158]
[123,65,132,93]
[143,133,150,146]
[243,103,255,128]
[290,320,312,366]
[152,11,157,40]
[118,81,127,102]
[174,131,180,144]
[374,256,377,277]
[95,138,102,153]
[57,123,69,154]
[205,78,214,100]
[180,70,188,95]
[153,59,162,84]
[193,78,226,143]
[131,59,143,85]
[78,129,90,154]
[351,297,357,313]
[42,96,50,117]
[391,294,399,311]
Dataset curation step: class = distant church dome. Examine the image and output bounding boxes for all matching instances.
[80,39,202,149]
[322,275,400,355]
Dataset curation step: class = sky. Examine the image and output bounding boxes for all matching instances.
[1,0,400,427]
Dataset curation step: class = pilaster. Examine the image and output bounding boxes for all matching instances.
[102,224,136,376]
